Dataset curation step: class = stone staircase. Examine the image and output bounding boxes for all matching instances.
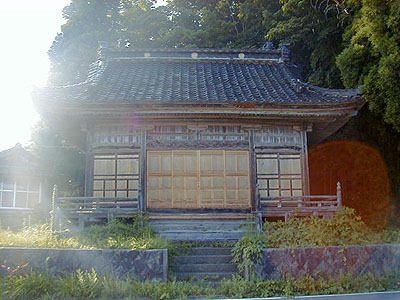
[149,215,253,241]
[172,247,238,282]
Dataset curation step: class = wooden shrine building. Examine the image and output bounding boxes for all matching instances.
[34,45,363,239]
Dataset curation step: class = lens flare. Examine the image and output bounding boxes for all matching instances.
[309,141,391,229]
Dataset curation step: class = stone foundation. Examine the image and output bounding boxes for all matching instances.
[254,244,400,279]
[0,247,168,282]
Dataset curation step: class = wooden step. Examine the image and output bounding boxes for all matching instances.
[150,216,253,241]
[174,263,237,273]
[171,247,238,283]
[174,255,232,264]
[149,214,251,220]
[159,232,244,241]
[175,247,232,256]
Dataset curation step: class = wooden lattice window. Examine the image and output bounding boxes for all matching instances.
[256,153,302,197]
[92,125,141,144]
[93,153,139,198]
[255,126,301,145]
[199,126,247,141]
[147,126,195,141]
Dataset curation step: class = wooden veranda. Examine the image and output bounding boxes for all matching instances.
[52,182,342,232]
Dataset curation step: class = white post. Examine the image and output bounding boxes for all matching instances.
[51,185,59,231]
[337,182,342,207]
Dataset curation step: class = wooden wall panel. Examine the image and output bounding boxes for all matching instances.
[147,150,251,208]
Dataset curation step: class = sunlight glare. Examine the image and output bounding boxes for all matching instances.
[0,0,70,151]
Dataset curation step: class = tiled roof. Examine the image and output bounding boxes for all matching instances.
[35,48,362,105]
[0,144,41,176]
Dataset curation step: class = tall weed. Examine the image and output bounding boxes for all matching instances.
[3,270,54,299]
[0,216,171,250]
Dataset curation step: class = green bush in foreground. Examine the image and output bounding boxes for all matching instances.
[265,207,400,248]
[1,269,399,300]
[232,207,400,276]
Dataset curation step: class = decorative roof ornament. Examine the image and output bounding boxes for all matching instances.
[117,39,131,48]
[98,41,109,49]
[262,40,274,50]
[279,43,290,62]
[98,41,110,58]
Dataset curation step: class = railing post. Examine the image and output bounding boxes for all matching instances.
[337,182,342,207]
[138,186,144,227]
[255,184,263,233]
[51,184,59,231]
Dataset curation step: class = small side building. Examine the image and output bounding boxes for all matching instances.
[0,144,50,228]
[33,46,363,239]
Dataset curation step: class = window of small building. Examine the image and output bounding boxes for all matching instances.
[0,178,41,209]
[256,153,303,197]
[93,153,139,198]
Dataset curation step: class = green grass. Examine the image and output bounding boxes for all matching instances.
[0,224,82,249]
[0,217,171,250]
[1,269,399,300]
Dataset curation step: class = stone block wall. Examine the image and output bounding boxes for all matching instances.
[0,248,168,282]
[254,244,400,280]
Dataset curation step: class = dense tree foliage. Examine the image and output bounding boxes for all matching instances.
[42,0,400,223]
[29,122,85,197]
[337,0,400,131]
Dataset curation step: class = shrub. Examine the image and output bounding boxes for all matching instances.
[75,217,171,250]
[232,232,266,277]
[265,207,383,248]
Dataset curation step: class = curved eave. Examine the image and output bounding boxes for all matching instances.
[34,96,363,120]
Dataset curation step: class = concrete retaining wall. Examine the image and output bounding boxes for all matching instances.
[254,244,400,279]
[0,247,168,282]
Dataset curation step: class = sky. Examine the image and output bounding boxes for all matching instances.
[0,0,71,151]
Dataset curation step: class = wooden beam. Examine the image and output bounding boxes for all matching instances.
[146,140,249,150]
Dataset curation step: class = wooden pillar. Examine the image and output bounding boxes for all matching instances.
[139,129,147,213]
[84,126,94,197]
[300,125,310,196]
[248,130,257,212]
